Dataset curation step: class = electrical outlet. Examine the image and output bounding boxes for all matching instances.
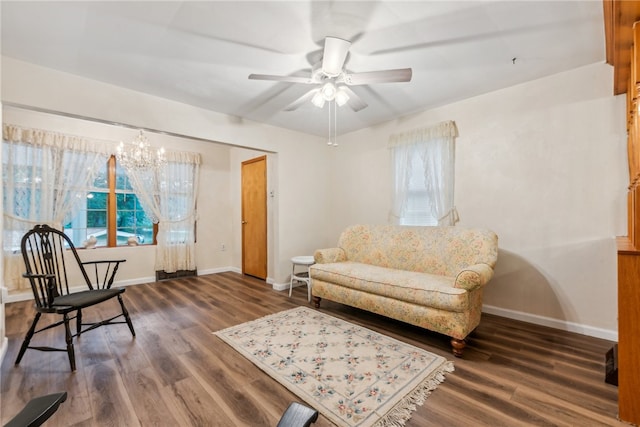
[221,244,226,251]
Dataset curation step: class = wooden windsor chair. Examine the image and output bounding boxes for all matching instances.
[15,224,135,371]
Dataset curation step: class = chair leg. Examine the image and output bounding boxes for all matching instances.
[76,309,83,337]
[306,266,312,302]
[289,264,294,298]
[15,312,42,366]
[118,294,136,337]
[63,313,76,371]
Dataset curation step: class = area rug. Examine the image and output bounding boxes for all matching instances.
[213,306,454,427]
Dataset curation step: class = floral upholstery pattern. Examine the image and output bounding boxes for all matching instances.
[310,224,498,341]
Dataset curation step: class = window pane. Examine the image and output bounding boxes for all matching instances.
[115,163,133,190]
[92,163,108,189]
[64,160,109,247]
[116,191,152,246]
[86,192,107,209]
[399,155,436,226]
[61,158,156,248]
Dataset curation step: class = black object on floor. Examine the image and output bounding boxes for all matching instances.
[605,344,618,386]
[277,402,319,427]
[4,392,67,427]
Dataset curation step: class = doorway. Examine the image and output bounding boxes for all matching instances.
[241,155,267,279]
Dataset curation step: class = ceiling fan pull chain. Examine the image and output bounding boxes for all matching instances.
[327,100,332,146]
[334,100,338,147]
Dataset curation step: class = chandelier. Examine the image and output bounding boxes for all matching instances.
[116,130,166,170]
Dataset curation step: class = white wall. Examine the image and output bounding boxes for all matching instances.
[327,62,627,339]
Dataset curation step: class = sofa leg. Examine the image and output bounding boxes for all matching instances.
[451,338,465,357]
[313,296,322,309]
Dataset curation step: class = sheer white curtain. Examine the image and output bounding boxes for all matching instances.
[389,120,459,226]
[2,124,112,291]
[124,150,201,273]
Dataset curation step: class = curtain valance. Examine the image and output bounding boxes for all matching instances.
[388,120,458,148]
[3,123,116,155]
[165,150,202,165]
[3,123,203,162]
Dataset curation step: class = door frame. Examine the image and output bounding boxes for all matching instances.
[241,155,268,279]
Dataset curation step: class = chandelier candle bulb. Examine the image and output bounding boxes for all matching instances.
[116,130,166,170]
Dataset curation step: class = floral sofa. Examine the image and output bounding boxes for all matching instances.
[310,224,498,357]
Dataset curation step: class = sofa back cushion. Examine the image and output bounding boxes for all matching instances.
[337,224,498,276]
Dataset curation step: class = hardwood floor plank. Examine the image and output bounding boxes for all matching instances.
[163,371,242,426]
[85,361,140,427]
[120,366,182,426]
[178,343,271,425]
[511,386,621,427]
[1,273,624,426]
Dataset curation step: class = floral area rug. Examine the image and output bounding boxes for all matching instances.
[213,306,453,427]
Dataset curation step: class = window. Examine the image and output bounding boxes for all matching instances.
[389,121,458,227]
[64,156,155,247]
[400,152,437,226]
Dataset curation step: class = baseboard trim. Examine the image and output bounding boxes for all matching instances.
[482,304,618,342]
[198,267,240,276]
[4,267,245,302]
[272,281,292,292]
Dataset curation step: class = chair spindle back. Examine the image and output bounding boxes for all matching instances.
[21,224,93,309]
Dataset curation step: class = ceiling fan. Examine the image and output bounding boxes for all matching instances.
[248,36,412,112]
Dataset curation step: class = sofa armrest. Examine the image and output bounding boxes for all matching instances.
[454,263,495,291]
[314,248,347,264]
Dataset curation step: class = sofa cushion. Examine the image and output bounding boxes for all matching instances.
[310,261,468,312]
[337,224,498,277]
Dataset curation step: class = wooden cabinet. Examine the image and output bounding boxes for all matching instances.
[617,239,640,424]
[606,1,640,424]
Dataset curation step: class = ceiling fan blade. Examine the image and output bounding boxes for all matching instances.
[339,87,368,112]
[284,89,320,111]
[343,68,412,85]
[322,37,351,77]
[249,74,314,84]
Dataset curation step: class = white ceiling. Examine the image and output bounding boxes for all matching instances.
[1,1,606,137]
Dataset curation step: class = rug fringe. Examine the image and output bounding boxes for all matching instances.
[373,361,455,427]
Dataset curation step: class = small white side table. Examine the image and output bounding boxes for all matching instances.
[290,256,315,302]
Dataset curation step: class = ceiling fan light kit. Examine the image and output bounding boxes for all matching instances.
[248,36,412,112]
[321,82,337,100]
[248,36,412,146]
[311,91,326,108]
[334,88,350,107]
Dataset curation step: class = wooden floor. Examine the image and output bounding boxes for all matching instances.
[0,272,624,426]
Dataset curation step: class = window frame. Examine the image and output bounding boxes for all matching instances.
[66,155,157,248]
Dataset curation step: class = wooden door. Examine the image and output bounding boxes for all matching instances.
[241,156,267,279]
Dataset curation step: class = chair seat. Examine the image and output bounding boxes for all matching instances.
[291,256,315,266]
[52,288,124,309]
